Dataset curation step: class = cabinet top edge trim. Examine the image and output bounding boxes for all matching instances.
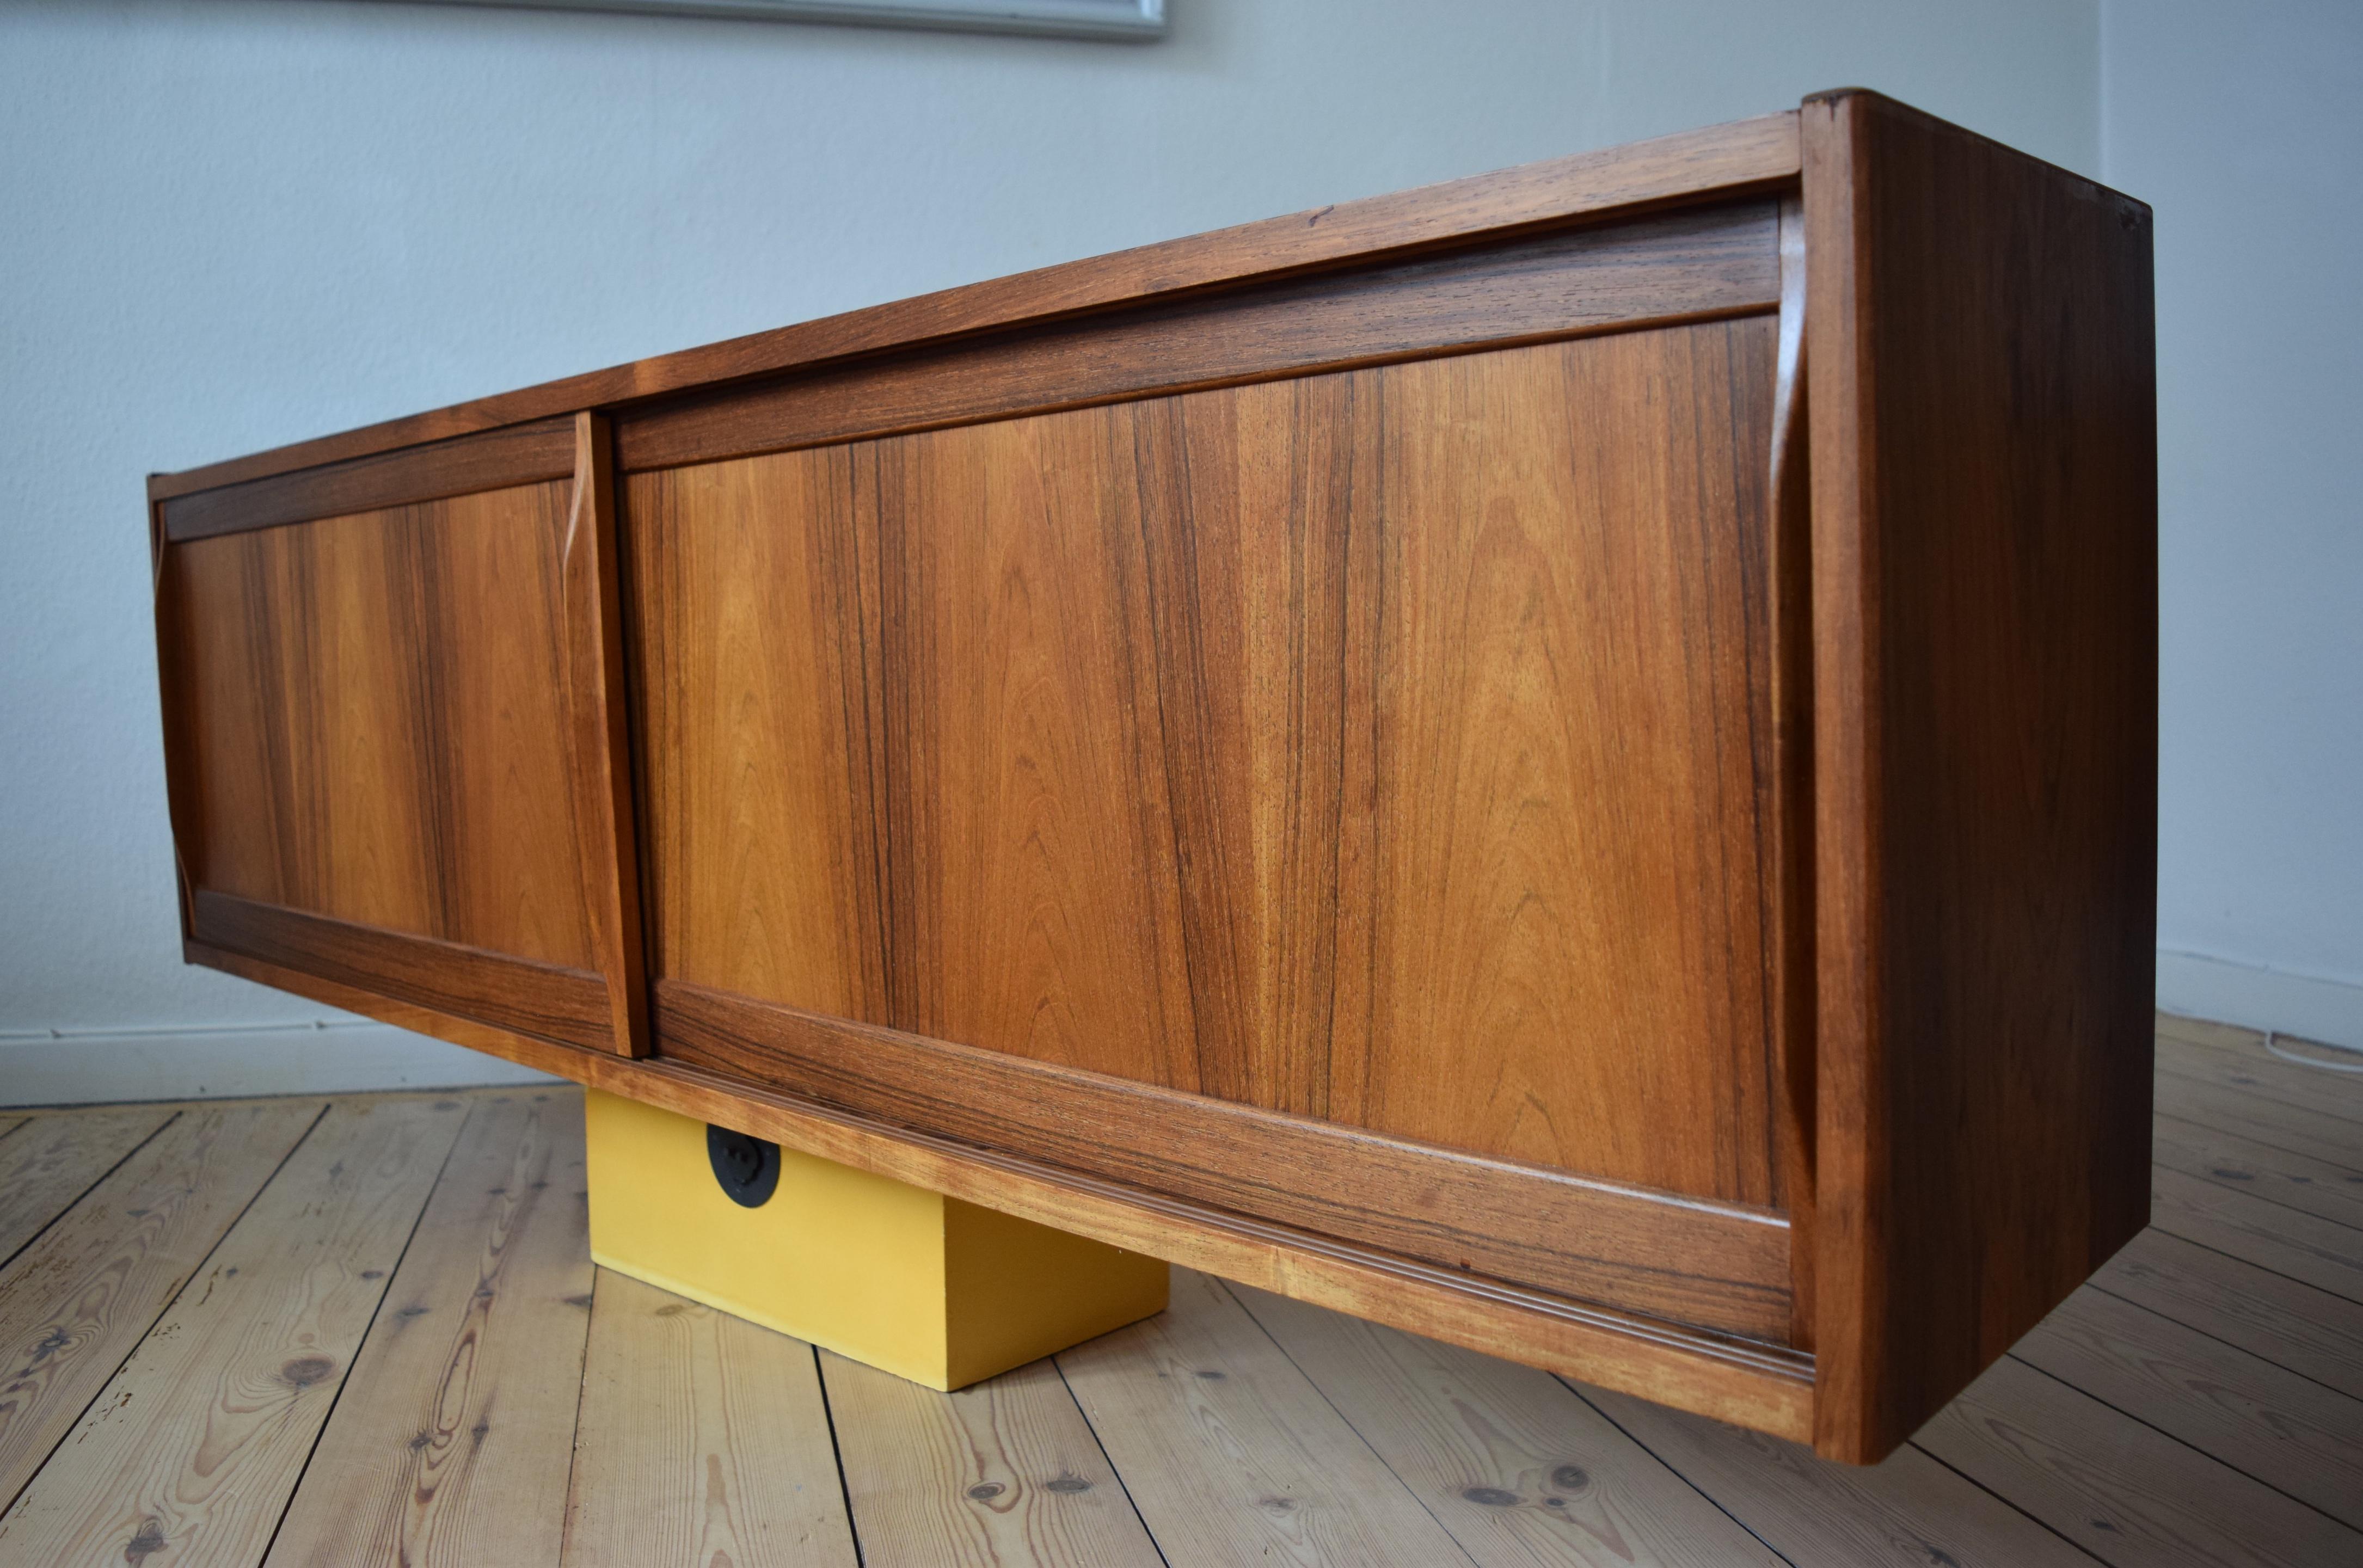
[149,109,1802,503]
[158,415,579,543]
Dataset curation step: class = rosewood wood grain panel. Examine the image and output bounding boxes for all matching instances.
[625,378,1364,1112]
[149,113,1801,499]
[873,402,1207,1089]
[626,320,1791,1333]
[1802,88,2157,1462]
[1341,321,1782,1207]
[166,480,598,970]
[616,202,1779,472]
[172,506,433,937]
[783,325,1784,1207]
[654,979,1793,1342]
[1129,376,1361,1115]
[623,446,890,1026]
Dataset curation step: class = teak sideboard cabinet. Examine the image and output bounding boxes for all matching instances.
[146,90,2156,1464]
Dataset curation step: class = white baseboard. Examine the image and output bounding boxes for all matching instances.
[0,1020,561,1107]
[2157,949,2363,1054]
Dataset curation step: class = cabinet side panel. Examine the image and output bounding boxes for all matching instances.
[1804,91,2158,1462]
[172,528,297,913]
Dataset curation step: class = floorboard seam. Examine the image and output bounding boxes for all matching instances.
[2158,1156,2363,1233]
[0,1097,332,1522]
[256,1093,480,1566]
[2081,1278,2363,1402]
[1901,1437,2116,1565]
[1212,1276,1480,1567]
[1049,1345,1173,1567]
[555,1266,601,1565]
[809,1342,868,1567]
[0,1109,186,1278]
[2155,1104,2363,1161]
[2164,1147,2363,1228]
[2160,1050,2363,1129]
[2150,1227,2363,1308]
[1552,1375,1802,1567]
[2001,1351,2363,1538]
[2147,1217,2363,1307]
[16,1043,2363,1561]
[2155,1072,2363,1173]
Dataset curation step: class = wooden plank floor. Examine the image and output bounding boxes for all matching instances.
[2,1014,2359,1566]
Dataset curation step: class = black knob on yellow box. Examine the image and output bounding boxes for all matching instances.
[705,1124,781,1208]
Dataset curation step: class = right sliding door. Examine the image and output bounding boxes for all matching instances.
[619,227,1802,1347]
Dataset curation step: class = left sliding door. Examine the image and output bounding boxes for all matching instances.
[151,414,647,1057]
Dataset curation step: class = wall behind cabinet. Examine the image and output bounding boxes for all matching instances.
[3,0,2107,1096]
[2103,0,2363,1048]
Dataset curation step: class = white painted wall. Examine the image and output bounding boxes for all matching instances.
[0,0,2138,1100]
[2102,0,2363,1049]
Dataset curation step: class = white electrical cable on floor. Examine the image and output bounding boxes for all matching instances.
[2260,1030,2363,1074]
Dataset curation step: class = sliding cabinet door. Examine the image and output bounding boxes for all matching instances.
[622,324,1800,1344]
[155,415,646,1056]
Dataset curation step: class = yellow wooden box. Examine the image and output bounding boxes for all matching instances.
[583,1089,1168,1388]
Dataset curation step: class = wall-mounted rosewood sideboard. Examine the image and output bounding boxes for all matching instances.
[146,89,2156,1464]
